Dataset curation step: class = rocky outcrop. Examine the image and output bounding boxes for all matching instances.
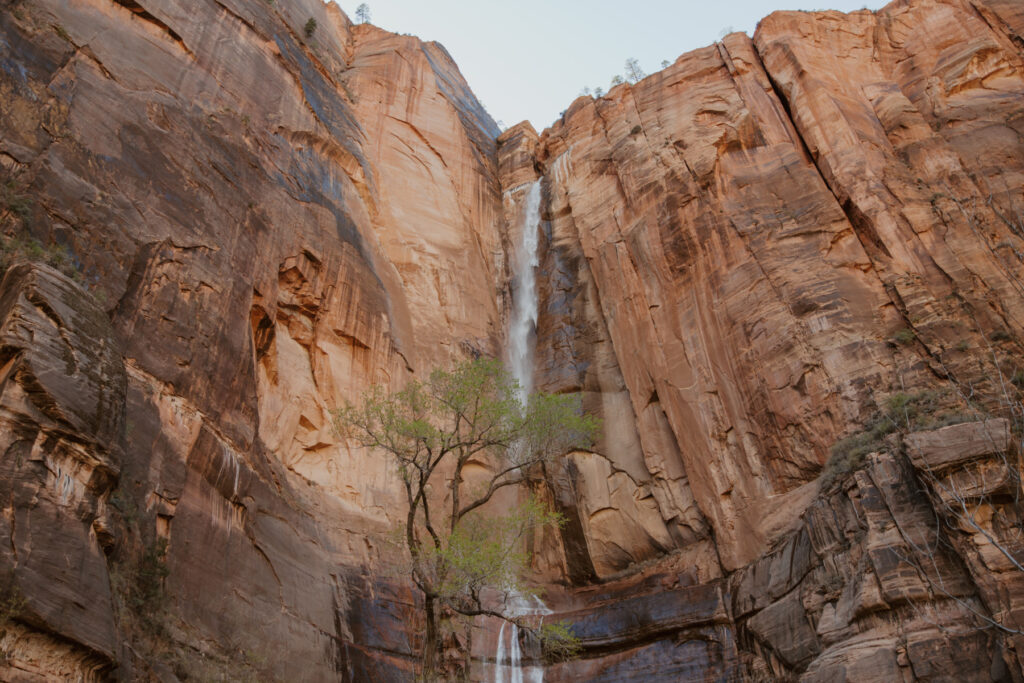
[0,0,501,678]
[526,0,1024,575]
[1,0,1024,680]
[0,262,122,680]
[493,0,1024,677]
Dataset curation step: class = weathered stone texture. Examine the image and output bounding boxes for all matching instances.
[1,0,1024,680]
[0,262,123,679]
[1,0,500,677]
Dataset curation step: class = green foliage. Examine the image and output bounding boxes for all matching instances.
[355,3,371,24]
[110,489,139,525]
[112,537,169,633]
[133,538,169,611]
[0,233,79,278]
[892,327,916,345]
[335,358,598,675]
[0,234,80,280]
[624,58,645,84]
[0,174,82,281]
[822,390,956,489]
[336,359,599,495]
[0,570,25,625]
[110,540,168,643]
[0,179,32,223]
[304,17,317,38]
[430,496,562,607]
[991,329,1013,343]
[538,620,581,662]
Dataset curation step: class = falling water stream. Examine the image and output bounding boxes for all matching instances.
[494,179,548,683]
[493,592,551,683]
[507,180,542,405]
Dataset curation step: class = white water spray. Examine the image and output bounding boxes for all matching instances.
[492,180,549,682]
[507,180,542,405]
[493,592,551,683]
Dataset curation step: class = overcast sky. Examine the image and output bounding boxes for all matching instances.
[337,1,889,131]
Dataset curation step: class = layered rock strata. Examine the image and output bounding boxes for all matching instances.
[497,0,1024,677]
[1,0,500,678]
[0,0,1023,680]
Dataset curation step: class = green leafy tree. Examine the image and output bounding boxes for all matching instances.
[335,358,597,679]
[355,3,371,24]
[304,17,317,38]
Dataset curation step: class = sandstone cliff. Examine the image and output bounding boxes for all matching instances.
[1,0,502,678]
[1,0,1024,680]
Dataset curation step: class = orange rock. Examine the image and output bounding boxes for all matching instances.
[2,0,1024,679]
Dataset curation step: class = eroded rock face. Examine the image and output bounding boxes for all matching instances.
[0,262,123,679]
[1,0,1024,680]
[1,0,500,678]
[527,0,1024,573]
[492,0,1024,677]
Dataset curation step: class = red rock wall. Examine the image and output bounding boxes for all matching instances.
[0,0,502,678]
[494,0,1024,677]
[519,0,1024,575]
[0,0,1023,680]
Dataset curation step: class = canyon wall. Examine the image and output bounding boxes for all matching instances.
[0,0,503,678]
[1,0,1023,680]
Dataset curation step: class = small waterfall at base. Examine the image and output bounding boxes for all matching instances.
[493,592,551,683]
[507,180,542,404]
[493,179,548,683]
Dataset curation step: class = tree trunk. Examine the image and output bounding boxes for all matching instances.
[422,594,439,681]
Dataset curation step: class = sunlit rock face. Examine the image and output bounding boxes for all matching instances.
[503,0,1024,677]
[0,0,500,678]
[1,0,1024,680]
[528,2,1024,575]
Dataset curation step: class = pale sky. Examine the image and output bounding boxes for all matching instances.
[337,1,890,131]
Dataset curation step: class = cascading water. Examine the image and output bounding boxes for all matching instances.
[493,592,551,683]
[507,180,542,405]
[493,179,549,683]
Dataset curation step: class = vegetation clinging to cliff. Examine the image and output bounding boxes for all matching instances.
[821,390,974,490]
[335,358,596,679]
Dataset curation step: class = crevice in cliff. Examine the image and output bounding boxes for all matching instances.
[211,0,265,42]
[419,43,500,176]
[591,103,632,205]
[386,115,455,185]
[880,281,961,384]
[583,622,728,661]
[109,0,194,59]
[746,39,963,393]
[968,0,1024,56]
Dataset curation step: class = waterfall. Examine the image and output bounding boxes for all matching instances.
[507,180,542,404]
[493,592,551,683]
[493,180,548,683]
